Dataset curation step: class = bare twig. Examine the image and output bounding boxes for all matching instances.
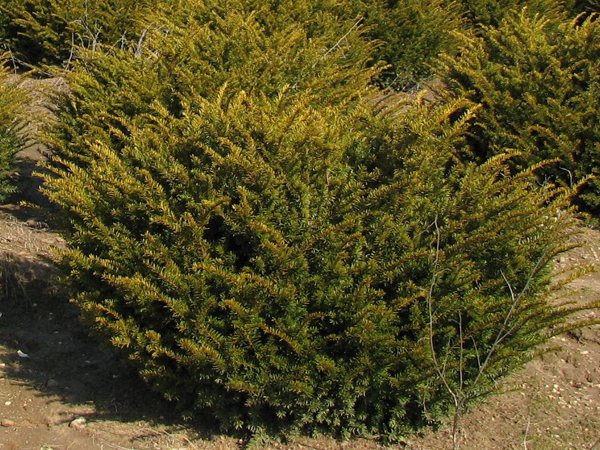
[426,216,461,449]
[588,435,600,450]
[560,167,574,188]
[322,17,362,58]
[64,32,76,71]
[426,215,553,450]
[523,416,531,450]
[134,29,148,58]
[312,17,363,68]
[471,255,547,390]
[7,48,18,74]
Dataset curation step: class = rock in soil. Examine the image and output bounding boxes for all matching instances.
[69,417,87,429]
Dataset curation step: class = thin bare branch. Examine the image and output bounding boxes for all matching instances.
[312,17,363,68]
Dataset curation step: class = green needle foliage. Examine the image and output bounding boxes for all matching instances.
[2,0,594,89]
[339,0,465,88]
[0,0,465,88]
[438,8,600,213]
[565,0,600,14]
[457,0,568,27]
[0,0,153,66]
[0,9,10,46]
[38,0,595,442]
[0,54,24,202]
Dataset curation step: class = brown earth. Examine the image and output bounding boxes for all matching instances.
[0,77,598,450]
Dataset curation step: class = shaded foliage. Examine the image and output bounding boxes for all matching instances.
[0,54,24,201]
[0,0,153,66]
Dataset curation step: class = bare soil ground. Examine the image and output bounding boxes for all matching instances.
[0,77,598,450]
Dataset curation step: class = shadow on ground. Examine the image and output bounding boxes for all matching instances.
[0,242,230,449]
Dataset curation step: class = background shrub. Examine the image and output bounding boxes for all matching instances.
[0,0,466,89]
[0,0,153,66]
[1,0,596,90]
[437,8,600,213]
[156,0,466,89]
[0,54,24,202]
[456,0,570,27]
[0,9,10,47]
[342,0,465,88]
[38,0,594,441]
[564,0,600,14]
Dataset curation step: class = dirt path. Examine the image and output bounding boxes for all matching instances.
[0,77,598,450]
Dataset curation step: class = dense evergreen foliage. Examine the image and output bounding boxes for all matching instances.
[0,0,465,85]
[0,0,153,65]
[438,8,600,213]
[456,0,568,26]
[0,0,597,442]
[36,0,595,441]
[4,0,596,84]
[341,0,464,87]
[0,54,24,201]
[566,0,600,14]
